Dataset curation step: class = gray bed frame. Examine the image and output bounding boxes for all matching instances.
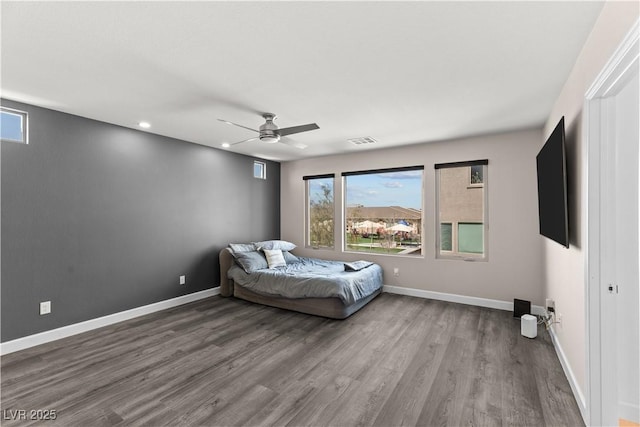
[219,247,381,319]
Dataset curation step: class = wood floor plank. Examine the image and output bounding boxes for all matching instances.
[414,335,477,426]
[374,303,461,426]
[199,383,279,427]
[1,294,584,427]
[284,374,355,427]
[243,368,338,427]
[500,316,548,426]
[458,307,507,426]
[323,365,401,427]
[531,325,584,426]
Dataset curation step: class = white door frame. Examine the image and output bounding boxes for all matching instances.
[584,19,639,426]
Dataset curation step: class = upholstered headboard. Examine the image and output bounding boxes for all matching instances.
[219,247,235,297]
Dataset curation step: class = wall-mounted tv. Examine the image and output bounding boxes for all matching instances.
[536,117,569,248]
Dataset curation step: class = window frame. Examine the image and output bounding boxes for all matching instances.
[342,165,424,258]
[1,106,29,144]
[253,161,266,180]
[304,174,336,249]
[435,160,489,261]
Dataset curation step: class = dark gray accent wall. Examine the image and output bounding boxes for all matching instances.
[1,99,280,342]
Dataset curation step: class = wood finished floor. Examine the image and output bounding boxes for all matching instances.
[1,294,584,427]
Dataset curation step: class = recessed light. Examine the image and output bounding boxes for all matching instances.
[138,122,151,129]
[221,142,231,148]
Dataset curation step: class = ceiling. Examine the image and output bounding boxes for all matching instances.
[1,1,604,162]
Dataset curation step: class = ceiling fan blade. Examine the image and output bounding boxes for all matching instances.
[278,123,319,136]
[280,139,308,149]
[231,137,259,146]
[217,118,259,133]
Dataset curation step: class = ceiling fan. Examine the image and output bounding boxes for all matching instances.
[218,113,319,149]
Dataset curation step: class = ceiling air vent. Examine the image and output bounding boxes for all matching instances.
[348,136,377,146]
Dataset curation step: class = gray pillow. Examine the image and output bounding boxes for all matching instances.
[229,243,257,253]
[233,251,268,273]
[282,251,301,264]
[253,240,296,251]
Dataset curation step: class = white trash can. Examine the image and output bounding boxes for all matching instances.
[521,314,537,338]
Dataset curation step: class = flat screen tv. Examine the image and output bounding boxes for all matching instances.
[536,117,569,248]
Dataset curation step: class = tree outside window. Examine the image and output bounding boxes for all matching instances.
[306,176,334,248]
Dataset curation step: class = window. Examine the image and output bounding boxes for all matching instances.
[1,107,28,144]
[440,222,453,252]
[343,166,423,256]
[305,174,335,248]
[436,160,488,259]
[458,222,484,253]
[470,164,483,186]
[253,161,266,179]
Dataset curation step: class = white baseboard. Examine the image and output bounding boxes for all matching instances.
[382,285,546,315]
[547,326,588,424]
[0,287,220,355]
[619,401,640,424]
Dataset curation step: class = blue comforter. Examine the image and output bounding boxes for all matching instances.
[228,256,383,305]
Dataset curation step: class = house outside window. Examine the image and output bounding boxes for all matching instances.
[343,166,423,256]
[440,222,453,252]
[436,160,488,260]
[305,174,335,249]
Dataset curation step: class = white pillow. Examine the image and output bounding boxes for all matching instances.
[264,249,286,269]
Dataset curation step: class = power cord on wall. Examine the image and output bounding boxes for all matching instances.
[537,307,560,329]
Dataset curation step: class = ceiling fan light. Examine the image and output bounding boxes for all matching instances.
[260,135,280,144]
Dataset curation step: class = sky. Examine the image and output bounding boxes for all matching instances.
[346,170,423,210]
[1,110,24,142]
[309,170,423,210]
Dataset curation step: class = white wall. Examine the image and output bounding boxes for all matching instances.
[281,128,544,305]
[543,0,640,409]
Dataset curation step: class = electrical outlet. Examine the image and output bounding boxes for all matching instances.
[393,268,400,277]
[40,301,51,315]
[179,275,186,285]
[545,298,555,313]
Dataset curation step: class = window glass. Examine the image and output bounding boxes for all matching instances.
[343,167,423,256]
[436,161,487,259]
[440,223,452,251]
[470,165,483,185]
[1,107,28,144]
[306,176,334,248]
[253,161,266,179]
[458,222,484,254]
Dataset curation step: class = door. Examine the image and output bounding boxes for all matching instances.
[609,63,639,426]
[586,21,639,427]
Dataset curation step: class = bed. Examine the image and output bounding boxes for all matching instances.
[219,241,383,319]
